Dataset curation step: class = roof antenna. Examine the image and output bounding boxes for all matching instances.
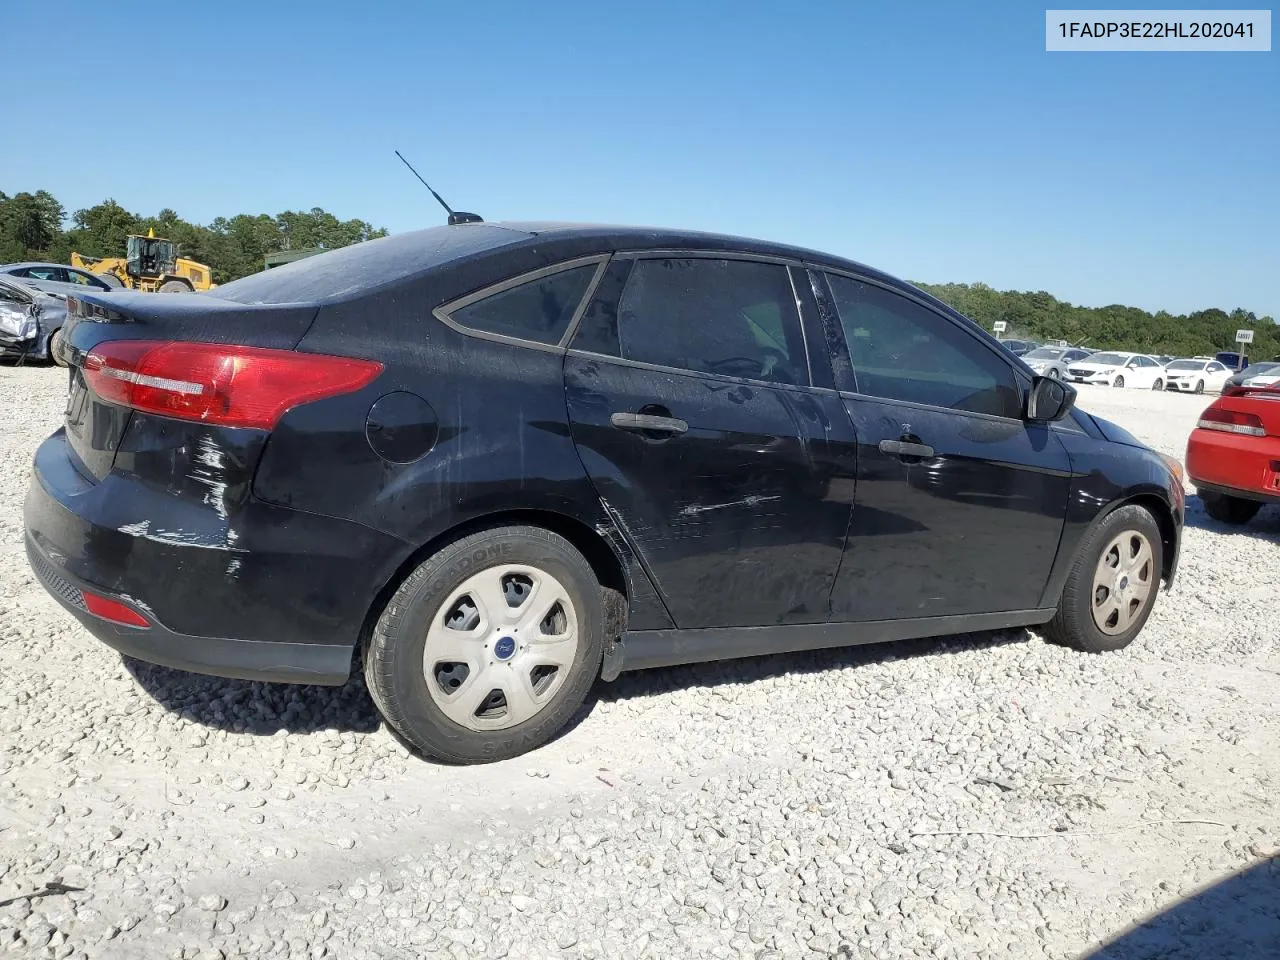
[395,150,483,225]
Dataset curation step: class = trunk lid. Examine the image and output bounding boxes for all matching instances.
[60,291,319,481]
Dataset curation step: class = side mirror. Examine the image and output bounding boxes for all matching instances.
[1027,376,1076,422]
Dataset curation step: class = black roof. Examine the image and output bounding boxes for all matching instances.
[208,220,915,308]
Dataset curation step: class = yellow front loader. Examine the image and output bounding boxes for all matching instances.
[71,230,215,293]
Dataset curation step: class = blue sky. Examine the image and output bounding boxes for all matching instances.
[6,0,1277,317]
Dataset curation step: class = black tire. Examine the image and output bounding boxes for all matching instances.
[1113,375,1125,388]
[1194,380,1205,395]
[158,279,191,293]
[1152,378,1163,391]
[1043,504,1163,653]
[1200,491,1262,526]
[48,328,67,367]
[365,525,605,764]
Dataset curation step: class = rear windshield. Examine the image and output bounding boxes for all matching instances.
[208,224,531,305]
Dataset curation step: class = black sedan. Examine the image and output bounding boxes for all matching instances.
[25,221,1184,763]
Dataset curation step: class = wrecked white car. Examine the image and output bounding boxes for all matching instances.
[0,275,68,364]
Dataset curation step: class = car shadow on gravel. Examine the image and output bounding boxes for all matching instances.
[123,657,382,736]
[596,628,1030,705]
[123,630,1029,746]
[1185,494,1280,543]
[1086,855,1280,959]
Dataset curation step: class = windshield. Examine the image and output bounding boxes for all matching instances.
[1166,360,1206,371]
[1023,347,1065,360]
[1243,363,1280,376]
[1087,352,1127,365]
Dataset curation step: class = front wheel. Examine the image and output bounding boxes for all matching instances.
[157,279,192,293]
[1200,491,1261,525]
[48,328,68,367]
[364,525,605,764]
[1113,375,1125,388]
[1043,505,1162,653]
[1194,380,1205,395]
[1152,378,1163,391]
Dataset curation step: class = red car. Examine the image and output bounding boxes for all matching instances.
[1186,385,1280,524]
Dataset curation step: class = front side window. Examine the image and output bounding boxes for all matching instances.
[445,263,598,345]
[826,274,1021,419]
[615,258,805,385]
[66,270,100,287]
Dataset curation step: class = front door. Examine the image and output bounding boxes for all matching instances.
[815,271,1073,622]
[564,255,857,629]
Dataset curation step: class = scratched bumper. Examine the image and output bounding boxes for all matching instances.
[25,430,408,666]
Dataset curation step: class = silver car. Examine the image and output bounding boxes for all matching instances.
[1020,345,1093,379]
[0,275,69,363]
[0,261,122,296]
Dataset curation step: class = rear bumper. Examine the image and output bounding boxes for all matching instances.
[26,533,353,684]
[1186,429,1280,503]
[24,429,412,685]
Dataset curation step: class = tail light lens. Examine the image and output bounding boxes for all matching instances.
[1197,407,1266,437]
[82,590,150,629]
[82,341,383,430]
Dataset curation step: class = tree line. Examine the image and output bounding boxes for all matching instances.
[0,190,386,286]
[914,281,1277,362]
[1,188,1274,360]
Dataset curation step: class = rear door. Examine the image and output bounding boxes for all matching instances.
[564,253,858,629]
[814,271,1072,621]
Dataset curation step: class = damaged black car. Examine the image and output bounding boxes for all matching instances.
[25,221,1184,763]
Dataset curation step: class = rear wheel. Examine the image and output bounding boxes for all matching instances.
[1043,505,1162,653]
[1152,378,1163,391]
[1113,375,1125,388]
[1200,491,1262,525]
[158,279,191,293]
[364,526,605,764]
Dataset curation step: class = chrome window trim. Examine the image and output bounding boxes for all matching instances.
[565,347,826,396]
[835,389,1024,426]
[432,255,610,354]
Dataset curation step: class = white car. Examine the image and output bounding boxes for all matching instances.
[1064,351,1166,389]
[1162,357,1232,394]
[1241,366,1280,389]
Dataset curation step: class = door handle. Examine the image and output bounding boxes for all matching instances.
[610,412,689,435]
[879,438,934,458]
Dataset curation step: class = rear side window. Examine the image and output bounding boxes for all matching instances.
[444,263,598,345]
[614,258,805,385]
[826,274,1021,419]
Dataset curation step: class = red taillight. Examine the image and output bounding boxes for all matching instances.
[82,591,150,629]
[82,341,383,430]
[1197,407,1266,437]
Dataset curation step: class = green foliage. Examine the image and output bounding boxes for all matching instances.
[0,190,387,285]
[916,282,1278,362]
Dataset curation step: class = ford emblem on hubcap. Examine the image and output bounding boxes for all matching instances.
[493,636,517,660]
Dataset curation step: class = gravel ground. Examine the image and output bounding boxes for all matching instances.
[1,364,1277,960]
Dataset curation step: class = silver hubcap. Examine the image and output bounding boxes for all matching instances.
[423,564,578,732]
[1091,531,1154,635]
